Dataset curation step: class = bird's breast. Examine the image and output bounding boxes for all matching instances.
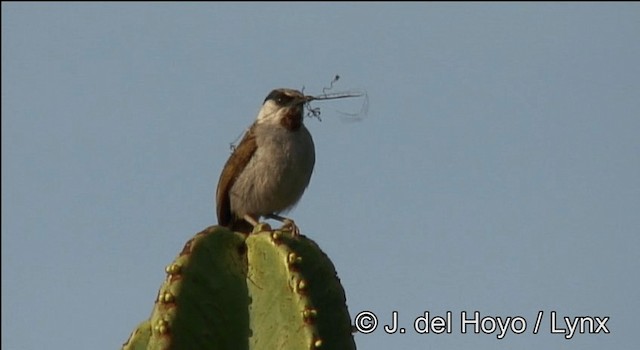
[229,124,315,216]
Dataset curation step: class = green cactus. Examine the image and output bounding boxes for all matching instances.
[122,225,355,350]
[122,320,151,350]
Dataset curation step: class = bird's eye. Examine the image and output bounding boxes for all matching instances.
[264,90,294,106]
[275,94,294,106]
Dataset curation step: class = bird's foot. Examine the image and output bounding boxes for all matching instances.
[280,218,300,237]
[266,214,300,236]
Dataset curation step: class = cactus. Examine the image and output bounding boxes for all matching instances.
[122,225,355,350]
[122,320,151,350]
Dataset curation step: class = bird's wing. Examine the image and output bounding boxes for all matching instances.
[216,126,258,226]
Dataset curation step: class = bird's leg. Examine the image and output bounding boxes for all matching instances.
[243,214,260,226]
[243,214,271,233]
[266,214,300,236]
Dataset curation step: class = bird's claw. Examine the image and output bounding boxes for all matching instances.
[280,219,300,236]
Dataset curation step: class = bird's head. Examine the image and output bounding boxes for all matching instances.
[256,88,312,131]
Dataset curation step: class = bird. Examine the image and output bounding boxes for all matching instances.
[215,88,316,235]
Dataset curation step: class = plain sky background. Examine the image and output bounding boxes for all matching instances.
[2,2,639,349]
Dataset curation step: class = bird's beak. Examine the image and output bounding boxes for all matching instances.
[301,95,315,104]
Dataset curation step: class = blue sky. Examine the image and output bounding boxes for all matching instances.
[2,3,639,349]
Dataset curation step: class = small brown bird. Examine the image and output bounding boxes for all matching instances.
[215,88,315,234]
